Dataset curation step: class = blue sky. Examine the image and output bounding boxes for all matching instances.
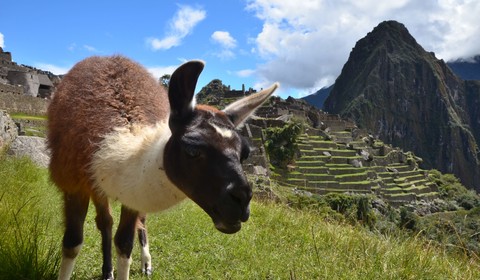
[1,1,480,99]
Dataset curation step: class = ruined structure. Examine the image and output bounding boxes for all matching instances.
[245,96,437,207]
[0,47,57,98]
[195,79,257,107]
[197,84,437,207]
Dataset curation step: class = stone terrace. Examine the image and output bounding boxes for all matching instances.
[200,88,439,207]
[247,96,439,206]
[272,128,438,206]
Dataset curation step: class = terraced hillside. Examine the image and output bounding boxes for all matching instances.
[238,97,439,207]
[197,81,440,207]
[272,129,438,206]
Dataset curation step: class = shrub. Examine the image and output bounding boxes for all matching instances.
[323,193,356,214]
[264,121,303,168]
[418,208,480,257]
[287,192,377,228]
[399,207,419,230]
[429,170,480,210]
[456,191,480,210]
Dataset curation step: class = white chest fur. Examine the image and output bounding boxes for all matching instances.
[90,123,186,213]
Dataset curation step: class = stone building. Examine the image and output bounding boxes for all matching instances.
[0,47,56,98]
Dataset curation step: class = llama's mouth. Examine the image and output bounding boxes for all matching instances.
[214,220,242,234]
[210,205,246,234]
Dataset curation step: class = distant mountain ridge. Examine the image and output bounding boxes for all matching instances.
[447,55,480,81]
[323,20,480,190]
[301,85,332,109]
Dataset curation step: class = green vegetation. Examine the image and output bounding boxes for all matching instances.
[9,113,47,137]
[1,154,480,279]
[430,170,480,210]
[265,121,303,168]
[419,208,480,257]
[0,155,61,279]
[122,201,480,279]
[9,113,47,121]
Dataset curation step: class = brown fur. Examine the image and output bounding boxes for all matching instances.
[195,104,222,113]
[47,55,168,195]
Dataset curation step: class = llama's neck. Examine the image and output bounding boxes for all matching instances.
[90,122,186,213]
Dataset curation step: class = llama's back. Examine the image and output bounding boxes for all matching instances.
[48,56,169,194]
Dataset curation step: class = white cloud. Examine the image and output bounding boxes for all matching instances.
[0,33,4,48]
[148,36,181,51]
[34,62,179,80]
[215,49,236,60]
[67,43,101,53]
[147,65,177,80]
[211,31,237,49]
[35,63,70,75]
[211,31,237,60]
[235,69,255,78]
[148,5,206,51]
[83,45,99,52]
[246,0,480,92]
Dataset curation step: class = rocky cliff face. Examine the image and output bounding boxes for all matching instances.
[324,20,480,190]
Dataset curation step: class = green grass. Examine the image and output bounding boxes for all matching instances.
[0,155,62,280]
[9,113,48,137]
[74,201,480,280]
[335,172,368,179]
[1,155,480,279]
[9,113,47,121]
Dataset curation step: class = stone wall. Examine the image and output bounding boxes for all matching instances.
[0,59,26,72]
[0,92,48,115]
[7,71,40,97]
[0,83,24,95]
[1,48,57,98]
[0,50,12,63]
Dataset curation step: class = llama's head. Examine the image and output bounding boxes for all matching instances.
[164,61,278,234]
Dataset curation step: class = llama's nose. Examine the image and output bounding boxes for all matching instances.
[227,181,252,222]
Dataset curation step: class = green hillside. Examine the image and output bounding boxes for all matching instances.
[1,154,480,279]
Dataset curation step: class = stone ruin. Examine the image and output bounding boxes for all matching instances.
[231,93,437,207]
[0,47,59,99]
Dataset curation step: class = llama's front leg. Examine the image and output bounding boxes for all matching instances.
[92,195,114,280]
[138,214,152,275]
[114,205,139,280]
[58,192,90,280]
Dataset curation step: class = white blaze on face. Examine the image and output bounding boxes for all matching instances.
[210,122,233,139]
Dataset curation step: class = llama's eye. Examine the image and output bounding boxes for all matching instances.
[184,145,201,158]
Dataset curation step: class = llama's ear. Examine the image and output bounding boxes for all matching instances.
[168,60,204,130]
[223,83,279,128]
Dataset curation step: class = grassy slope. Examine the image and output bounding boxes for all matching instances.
[1,156,480,279]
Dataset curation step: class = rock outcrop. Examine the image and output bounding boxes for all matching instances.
[0,111,17,151]
[7,136,50,168]
[1,110,50,167]
[324,20,480,190]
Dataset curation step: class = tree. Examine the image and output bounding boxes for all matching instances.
[160,74,171,88]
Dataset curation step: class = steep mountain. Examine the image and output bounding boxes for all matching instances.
[301,56,480,107]
[447,56,480,80]
[301,85,332,109]
[324,20,480,190]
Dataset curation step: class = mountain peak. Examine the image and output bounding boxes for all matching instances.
[324,21,480,190]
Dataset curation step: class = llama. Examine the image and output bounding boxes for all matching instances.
[47,55,278,280]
